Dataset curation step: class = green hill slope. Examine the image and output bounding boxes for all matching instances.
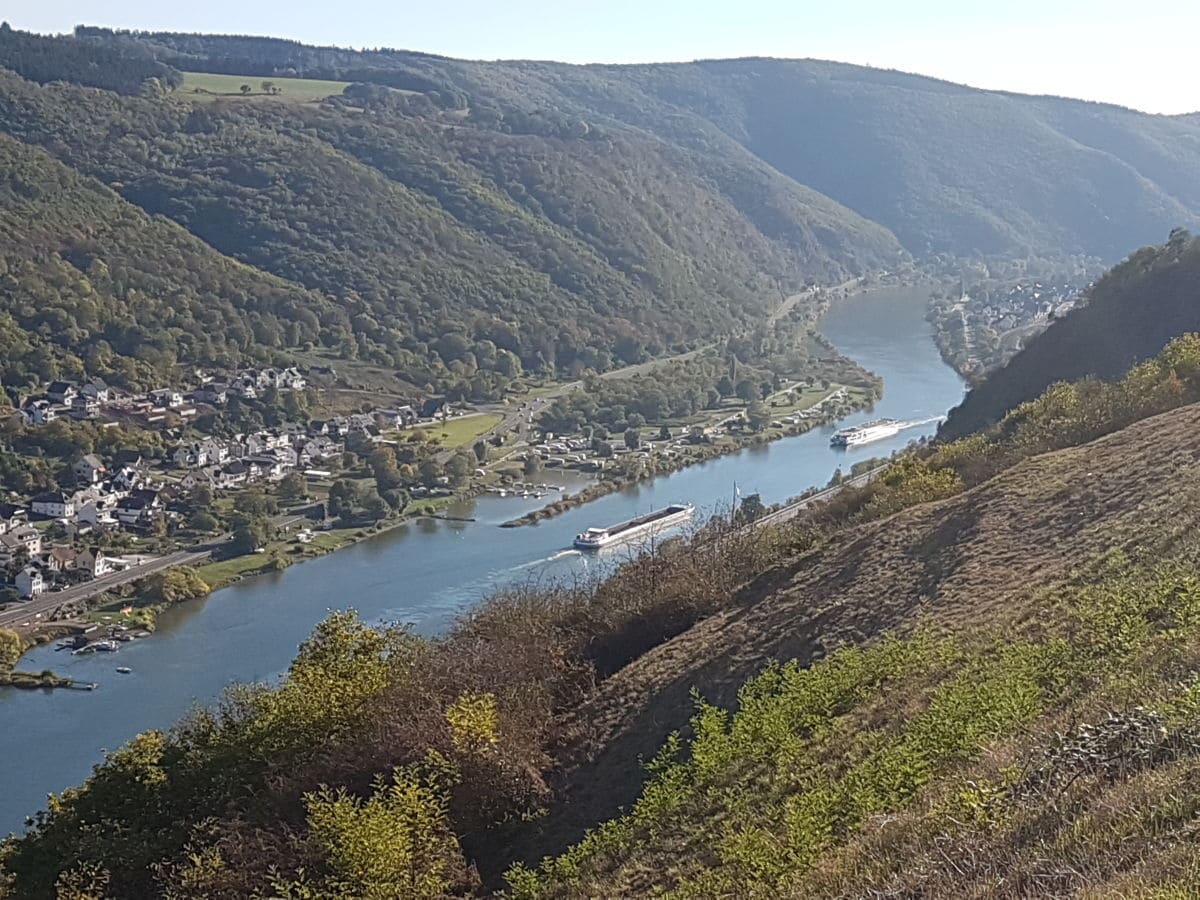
[0,39,902,392]
[5,26,1200,393]
[0,132,333,389]
[941,230,1200,438]
[76,31,1200,259]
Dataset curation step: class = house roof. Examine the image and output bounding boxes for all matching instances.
[78,453,104,468]
[31,491,70,505]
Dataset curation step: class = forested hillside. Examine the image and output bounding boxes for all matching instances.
[2,26,1199,393]
[941,229,1200,438]
[0,23,180,95]
[0,133,334,389]
[75,28,1200,259]
[0,29,902,393]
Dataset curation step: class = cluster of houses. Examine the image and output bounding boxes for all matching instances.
[965,281,1084,334]
[17,367,311,427]
[168,406,428,490]
[173,423,344,490]
[1,503,122,599]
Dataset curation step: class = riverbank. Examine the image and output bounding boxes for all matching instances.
[501,383,878,527]
[4,493,484,667]
[0,281,907,665]
[1,669,90,692]
[0,282,966,836]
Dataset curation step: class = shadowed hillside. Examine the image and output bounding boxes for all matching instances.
[941,230,1200,438]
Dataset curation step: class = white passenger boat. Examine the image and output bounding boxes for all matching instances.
[830,419,902,447]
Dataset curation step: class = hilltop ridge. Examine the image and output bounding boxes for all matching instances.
[72,28,1200,257]
[2,26,1200,396]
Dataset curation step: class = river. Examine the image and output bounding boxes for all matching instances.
[0,283,963,835]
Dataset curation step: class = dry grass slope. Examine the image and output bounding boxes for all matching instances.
[496,400,1200,879]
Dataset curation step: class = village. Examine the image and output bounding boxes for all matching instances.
[928,277,1089,377]
[1,350,879,607]
[0,364,466,603]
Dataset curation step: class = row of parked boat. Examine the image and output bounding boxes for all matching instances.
[487,482,566,500]
[71,639,120,655]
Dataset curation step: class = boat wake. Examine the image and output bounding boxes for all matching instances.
[509,549,582,571]
[904,415,946,429]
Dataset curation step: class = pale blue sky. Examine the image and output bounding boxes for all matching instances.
[6,1,1196,113]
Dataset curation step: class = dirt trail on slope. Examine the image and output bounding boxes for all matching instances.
[481,401,1200,880]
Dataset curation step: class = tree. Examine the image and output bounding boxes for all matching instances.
[736,493,766,524]
[189,483,213,510]
[522,454,543,477]
[188,509,220,533]
[361,489,390,522]
[278,471,307,502]
[717,375,735,398]
[381,488,410,512]
[624,427,641,449]
[328,479,360,519]
[298,758,462,899]
[146,567,210,605]
[369,446,402,491]
[149,513,168,539]
[735,379,759,403]
[658,424,672,441]
[261,80,276,94]
[472,441,488,464]
[418,458,444,487]
[445,453,472,487]
[239,83,251,95]
[231,514,271,555]
[0,627,23,670]
[234,489,278,517]
[746,401,771,432]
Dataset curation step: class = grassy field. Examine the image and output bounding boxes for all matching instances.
[180,71,351,103]
[417,413,502,448]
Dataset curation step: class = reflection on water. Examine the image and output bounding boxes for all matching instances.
[0,283,963,834]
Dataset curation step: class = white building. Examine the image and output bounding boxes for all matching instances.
[15,566,44,598]
[30,491,76,519]
[73,454,106,484]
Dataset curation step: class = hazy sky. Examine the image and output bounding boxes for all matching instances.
[7,0,1197,114]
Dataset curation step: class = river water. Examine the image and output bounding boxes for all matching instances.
[0,283,963,835]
